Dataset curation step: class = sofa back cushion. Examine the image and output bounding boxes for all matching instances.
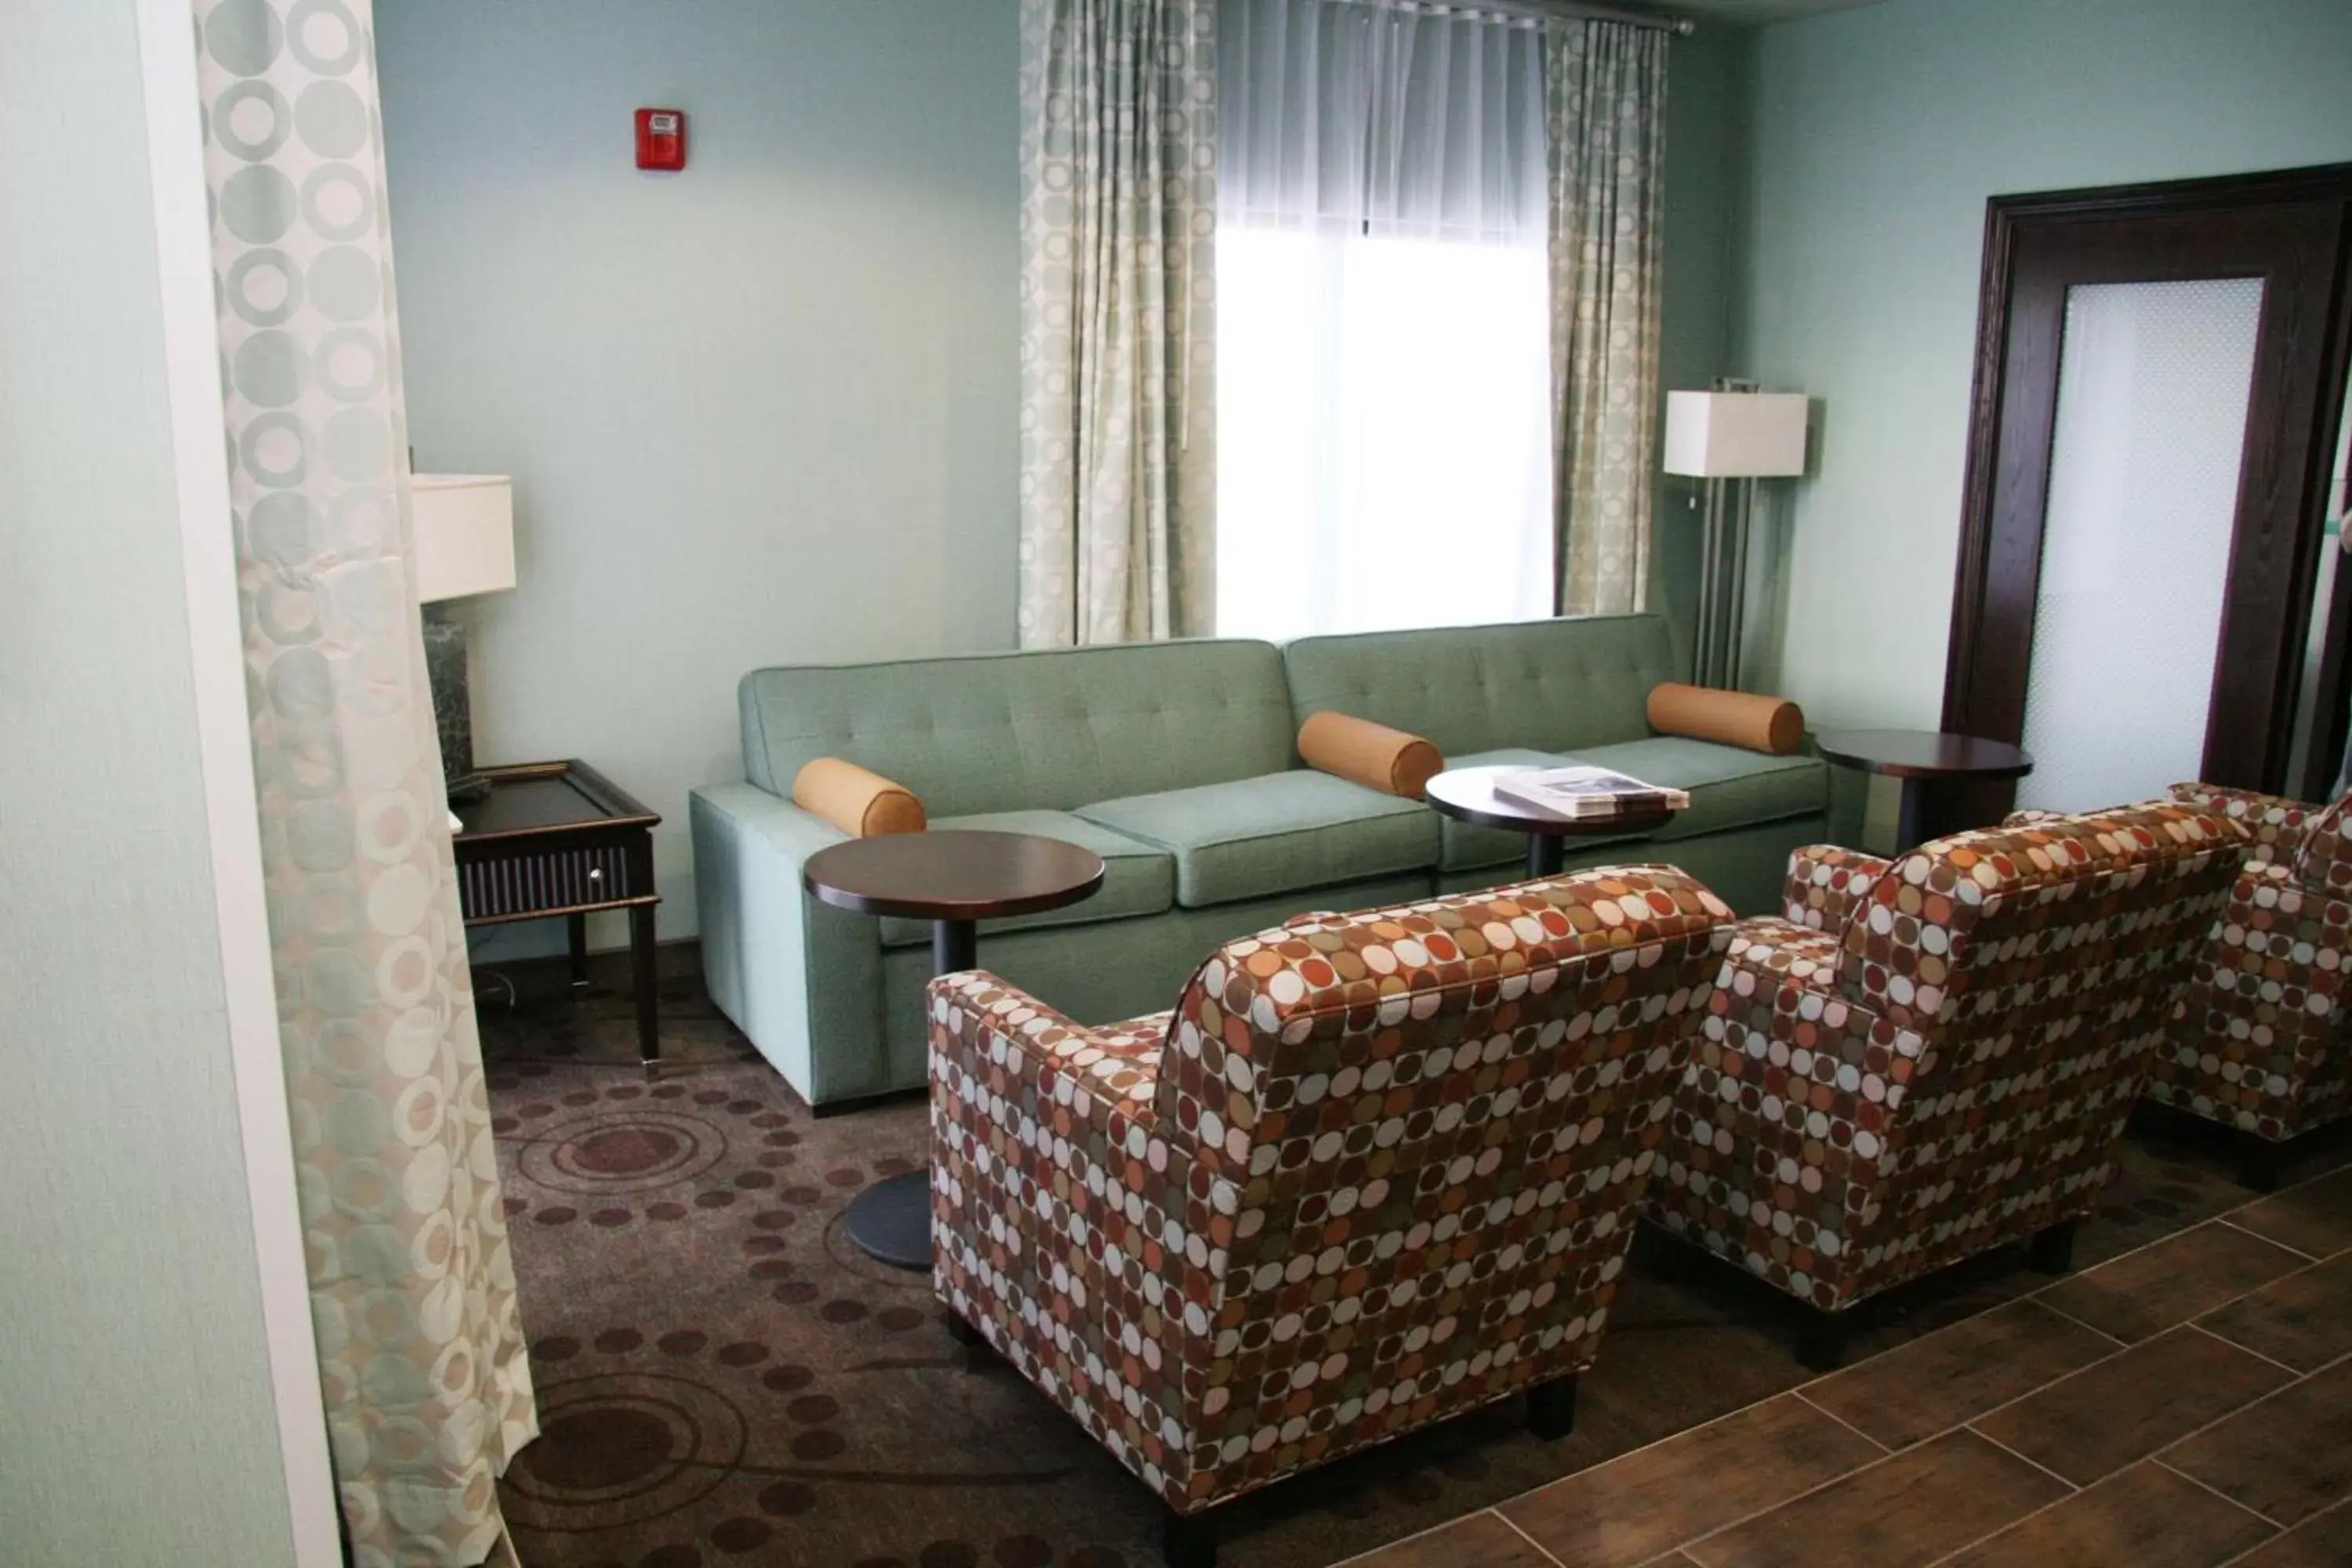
[738,640,1297,818]
[1282,614,1676,760]
[1154,867,1732,1445]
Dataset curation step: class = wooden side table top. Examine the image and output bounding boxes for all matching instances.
[1424,764,1678,840]
[802,829,1105,924]
[453,759,659,844]
[1812,729,2035,782]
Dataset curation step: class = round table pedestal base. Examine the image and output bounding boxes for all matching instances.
[843,1169,932,1271]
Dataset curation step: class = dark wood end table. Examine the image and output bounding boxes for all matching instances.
[803,829,1106,1270]
[452,760,662,1062]
[1812,729,2035,854]
[1424,764,1676,880]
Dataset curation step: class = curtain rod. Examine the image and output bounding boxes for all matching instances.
[1483,0,1696,34]
[1364,0,1697,36]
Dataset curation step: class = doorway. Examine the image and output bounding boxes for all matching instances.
[1940,163,2352,827]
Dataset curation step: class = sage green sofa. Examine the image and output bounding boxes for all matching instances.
[691,614,1829,1109]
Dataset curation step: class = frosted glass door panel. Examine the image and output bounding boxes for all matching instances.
[2016,278,2263,813]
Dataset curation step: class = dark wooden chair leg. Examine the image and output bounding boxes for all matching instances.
[2028,1218,2080,1275]
[1527,1374,1579,1440]
[1795,1312,1853,1373]
[1163,1503,1217,1568]
[944,1311,1000,1370]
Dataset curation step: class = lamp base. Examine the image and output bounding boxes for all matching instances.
[421,605,490,803]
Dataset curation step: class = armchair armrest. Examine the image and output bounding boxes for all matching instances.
[2168,782,2317,868]
[928,972,1210,1485]
[927,971,1168,1139]
[1781,844,1891,931]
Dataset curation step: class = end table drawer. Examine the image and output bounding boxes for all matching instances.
[460,843,635,921]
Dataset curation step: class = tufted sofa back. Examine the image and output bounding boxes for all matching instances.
[1282,614,1676,760]
[1833,801,2246,1035]
[1149,866,1731,1452]
[737,639,1297,818]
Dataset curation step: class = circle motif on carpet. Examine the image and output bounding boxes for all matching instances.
[500,1371,749,1531]
[515,1109,729,1197]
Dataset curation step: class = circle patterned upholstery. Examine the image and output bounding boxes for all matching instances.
[1654,801,2247,1313]
[931,865,1733,1512]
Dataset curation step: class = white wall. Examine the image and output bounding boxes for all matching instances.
[376,0,1022,949]
[1733,0,2352,731]
[0,5,325,1561]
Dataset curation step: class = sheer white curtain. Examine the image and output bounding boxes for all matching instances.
[1216,0,1553,642]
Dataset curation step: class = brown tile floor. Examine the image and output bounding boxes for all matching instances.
[1345,1163,2352,1568]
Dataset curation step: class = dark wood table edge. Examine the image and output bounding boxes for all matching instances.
[1810,731,2036,782]
[1809,731,2038,855]
[452,758,664,1065]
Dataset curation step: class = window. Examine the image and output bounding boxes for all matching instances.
[1215,0,1554,643]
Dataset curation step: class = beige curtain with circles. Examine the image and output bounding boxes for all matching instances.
[1016,0,1221,646]
[1547,18,1669,616]
[191,1,536,1561]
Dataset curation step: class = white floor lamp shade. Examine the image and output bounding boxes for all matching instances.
[1664,392,1809,689]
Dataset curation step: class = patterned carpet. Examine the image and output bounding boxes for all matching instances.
[478,950,2296,1568]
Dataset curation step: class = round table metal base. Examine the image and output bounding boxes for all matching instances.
[842,1169,932,1271]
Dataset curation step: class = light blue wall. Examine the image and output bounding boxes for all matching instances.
[1732,0,2352,735]
[1654,24,1745,672]
[0,6,302,1563]
[376,1,1022,949]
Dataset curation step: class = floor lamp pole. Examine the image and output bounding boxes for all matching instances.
[1724,474,1755,691]
[1693,477,1725,687]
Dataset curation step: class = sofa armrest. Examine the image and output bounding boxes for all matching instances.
[689,783,882,1104]
[1780,844,1890,931]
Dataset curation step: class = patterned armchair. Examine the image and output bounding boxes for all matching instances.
[2158,782,2352,1180]
[1648,803,2246,1368]
[929,868,1735,1566]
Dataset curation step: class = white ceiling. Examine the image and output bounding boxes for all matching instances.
[1646,0,1892,25]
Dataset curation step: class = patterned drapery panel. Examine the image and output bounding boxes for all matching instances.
[1017,0,1219,646]
[191,2,536,1562]
[1545,20,1668,616]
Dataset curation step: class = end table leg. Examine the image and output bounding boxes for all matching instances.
[1526,834,1566,880]
[630,902,659,1063]
[566,913,590,991]
[1894,779,1924,857]
[932,918,978,977]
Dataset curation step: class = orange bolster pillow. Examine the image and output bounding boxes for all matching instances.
[1647,682,1805,756]
[791,757,926,837]
[1298,711,1444,800]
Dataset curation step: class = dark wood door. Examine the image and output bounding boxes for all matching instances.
[1941,164,2352,823]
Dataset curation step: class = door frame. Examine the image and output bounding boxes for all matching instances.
[1940,162,2352,807]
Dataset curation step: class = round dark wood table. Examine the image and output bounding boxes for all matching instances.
[803,829,1104,1270]
[1424,764,1677,880]
[1812,728,2035,854]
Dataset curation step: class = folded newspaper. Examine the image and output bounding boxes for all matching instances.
[1492,765,1690,820]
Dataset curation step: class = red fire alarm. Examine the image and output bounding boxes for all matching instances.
[635,108,686,172]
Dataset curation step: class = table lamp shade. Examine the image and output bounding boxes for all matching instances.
[1662,391,1809,478]
[411,474,516,603]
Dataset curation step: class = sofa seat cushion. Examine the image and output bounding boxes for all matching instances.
[1561,737,1829,842]
[1076,771,1439,908]
[1439,748,1609,871]
[875,811,1173,947]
